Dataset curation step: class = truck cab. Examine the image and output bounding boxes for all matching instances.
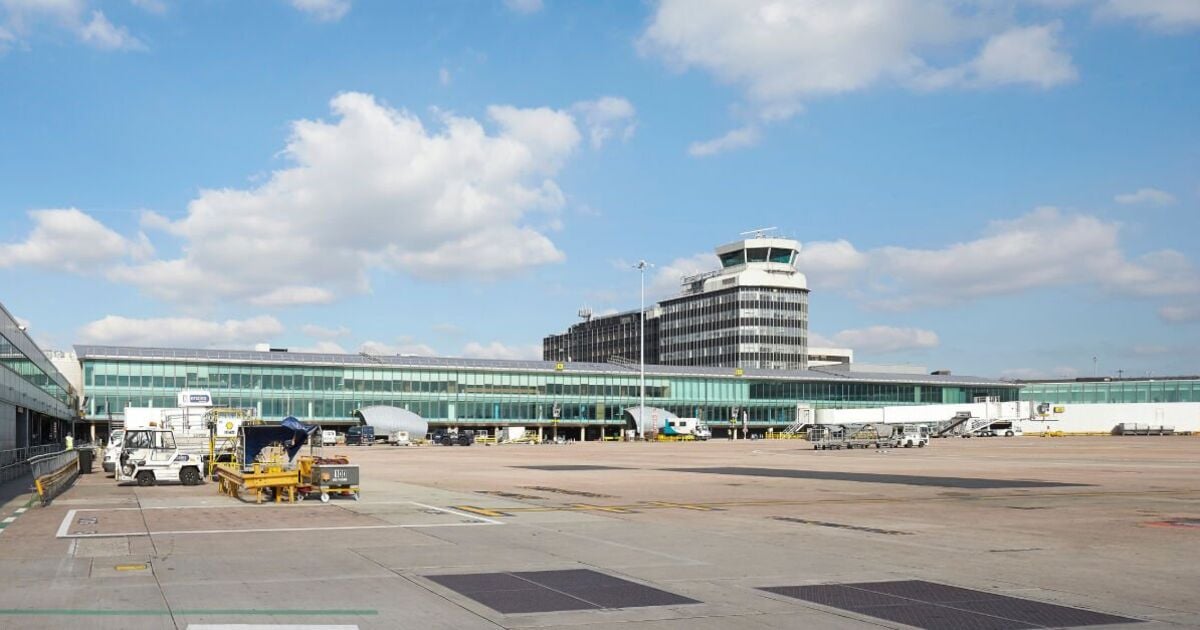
[102,430,124,474]
[117,429,204,486]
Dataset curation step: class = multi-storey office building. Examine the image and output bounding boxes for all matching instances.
[542,308,660,364]
[76,345,1018,439]
[1018,376,1200,404]
[545,234,810,370]
[1,302,77,449]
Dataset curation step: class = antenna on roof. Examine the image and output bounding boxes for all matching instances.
[740,226,778,239]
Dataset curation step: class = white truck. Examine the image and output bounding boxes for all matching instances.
[889,424,930,448]
[116,428,205,486]
[102,430,125,474]
[387,430,411,446]
[322,430,338,446]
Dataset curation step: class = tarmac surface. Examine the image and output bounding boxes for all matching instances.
[0,436,1197,629]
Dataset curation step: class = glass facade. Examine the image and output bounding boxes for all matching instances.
[1019,378,1200,404]
[1,303,74,416]
[78,346,1020,432]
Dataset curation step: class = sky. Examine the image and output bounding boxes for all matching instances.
[1,0,1198,380]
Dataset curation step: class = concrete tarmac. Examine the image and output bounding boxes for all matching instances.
[0,436,1197,629]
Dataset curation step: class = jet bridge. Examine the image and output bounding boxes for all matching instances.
[814,401,1035,437]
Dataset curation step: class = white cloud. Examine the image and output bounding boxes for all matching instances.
[301,324,350,339]
[1159,304,1200,323]
[803,207,1200,310]
[572,97,637,148]
[79,315,283,348]
[431,323,463,336]
[0,208,149,273]
[359,338,437,357]
[461,340,541,360]
[77,10,143,50]
[687,125,760,157]
[647,253,720,299]
[248,286,336,307]
[289,0,350,22]
[1,1,143,50]
[794,239,869,290]
[503,0,543,14]
[439,66,451,86]
[641,1,1078,152]
[1114,187,1176,206]
[108,92,583,304]
[957,22,1076,89]
[830,326,939,354]
[1099,0,1200,32]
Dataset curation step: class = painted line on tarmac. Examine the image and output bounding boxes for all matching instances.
[0,496,37,536]
[0,609,376,617]
[55,501,503,539]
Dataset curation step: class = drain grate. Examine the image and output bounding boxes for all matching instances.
[760,580,1142,629]
[427,569,698,614]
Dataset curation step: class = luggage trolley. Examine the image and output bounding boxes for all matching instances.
[297,455,360,502]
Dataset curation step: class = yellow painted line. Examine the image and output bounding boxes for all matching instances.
[570,503,636,513]
[450,505,511,518]
[645,501,721,511]
[114,564,147,572]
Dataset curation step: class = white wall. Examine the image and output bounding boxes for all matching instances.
[1017,402,1200,434]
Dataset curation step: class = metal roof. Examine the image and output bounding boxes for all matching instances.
[72,344,1016,388]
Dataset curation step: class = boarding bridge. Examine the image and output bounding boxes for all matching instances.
[784,405,815,435]
[815,401,1035,437]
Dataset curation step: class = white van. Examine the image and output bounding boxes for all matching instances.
[322,430,337,446]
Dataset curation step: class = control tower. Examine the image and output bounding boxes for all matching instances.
[659,229,809,370]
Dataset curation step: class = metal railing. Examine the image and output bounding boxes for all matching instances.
[28,449,79,506]
[0,445,61,484]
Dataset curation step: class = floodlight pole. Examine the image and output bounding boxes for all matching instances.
[636,260,650,439]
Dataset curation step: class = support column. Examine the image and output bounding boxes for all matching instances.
[580,426,585,442]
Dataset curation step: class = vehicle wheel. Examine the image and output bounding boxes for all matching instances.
[918,442,925,448]
[904,442,912,448]
[136,471,155,486]
[180,467,200,486]
[1005,431,1014,437]
[297,492,306,502]
[320,492,330,503]
[352,492,360,501]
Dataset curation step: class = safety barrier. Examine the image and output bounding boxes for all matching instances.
[764,432,808,440]
[0,445,61,484]
[28,449,79,506]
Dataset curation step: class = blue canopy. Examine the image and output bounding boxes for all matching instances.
[240,417,318,468]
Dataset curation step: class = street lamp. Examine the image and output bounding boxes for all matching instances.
[635,260,652,439]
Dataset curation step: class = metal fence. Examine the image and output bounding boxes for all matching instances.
[28,449,79,506]
[0,445,61,484]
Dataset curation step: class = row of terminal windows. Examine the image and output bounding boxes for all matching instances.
[1020,381,1200,404]
[0,332,70,405]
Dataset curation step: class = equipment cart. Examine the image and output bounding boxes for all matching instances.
[297,455,360,502]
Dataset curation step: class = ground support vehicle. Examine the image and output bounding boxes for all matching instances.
[213,417,318,503]
[387,430,411,446]
[322,430,338,446]
[102,430,124,473]
[889,424,930,448]
[431,429,474,446]
[296,455,360,503]
[116,429,205,487]
[215,462,298,503]
[346,425,375,446]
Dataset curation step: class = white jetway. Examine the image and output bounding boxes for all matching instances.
[814,401,1036,436]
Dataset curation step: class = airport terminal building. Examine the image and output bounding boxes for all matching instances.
[75,344,1019,439]
[1018,376,1200,404]
[1,302,77,450]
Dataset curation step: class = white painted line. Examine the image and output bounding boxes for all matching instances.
[411,501,503,525]
[55,501,504,539]
[184,624,357,628]
[59,520,498,539]
[55,509,77,539]
[67,539,78,557]
[1,517,14,524]
[14,508,27,514]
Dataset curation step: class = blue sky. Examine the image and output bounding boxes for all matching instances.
[1,0,1198,379]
